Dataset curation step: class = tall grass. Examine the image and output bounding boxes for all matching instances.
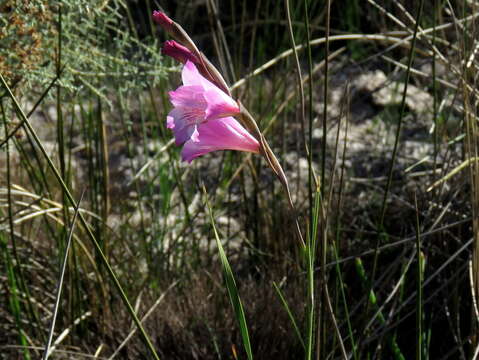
[1,0,479,359]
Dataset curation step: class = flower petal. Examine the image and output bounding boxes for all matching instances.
[182,61,229,94]
[168,85,205,108]
[203,89,239,120]
[181,60,205,87]
[167,108,198,145]
[173,124,197,146]
[166,114,175,129]
[181,117,259,162]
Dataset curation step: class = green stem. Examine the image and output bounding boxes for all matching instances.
[371,0,425,326]
[414,194,423,360]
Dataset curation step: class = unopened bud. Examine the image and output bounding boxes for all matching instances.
[153,11,174,33]
[162,40,199,64]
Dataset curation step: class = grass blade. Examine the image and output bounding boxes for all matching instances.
[414,193,424,360]
[203,186,253,360]
[273,281,306,350]
[43,190,85,360]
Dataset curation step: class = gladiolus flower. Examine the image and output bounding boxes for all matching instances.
[162,40,199,64]
[166,60,259,162]
[167,60,239,142]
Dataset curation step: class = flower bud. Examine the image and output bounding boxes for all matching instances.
[152,11,174,34]
[162,40,199,64]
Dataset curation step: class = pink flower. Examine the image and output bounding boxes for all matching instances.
[162,40,199,64]
[167,61,259,162]
[152,11,173,33]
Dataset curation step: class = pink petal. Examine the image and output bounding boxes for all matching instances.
[182,61,228,94]
[173,125,197,146]
[190,126,200,142]
[181,60,205,87]
[167,108,199,145]
[166,113,175,129]
[181,117,260,162]
[203,89,239,120]
[168,85,205,108]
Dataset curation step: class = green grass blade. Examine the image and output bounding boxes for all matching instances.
[414,194,424,360]
[354,258,405,360]
[273,281,306,350]
[0,221,31,360]
[378,0,425,226]
[43,190,84,360]
[204,186,253,360]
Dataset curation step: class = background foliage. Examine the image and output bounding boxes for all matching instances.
[1,0,478,359]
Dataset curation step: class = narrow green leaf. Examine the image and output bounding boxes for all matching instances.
[204,186,253,360]
[273,281,305,350]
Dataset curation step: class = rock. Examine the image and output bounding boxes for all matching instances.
[374,82,433,115]
[354,70,433,117]
[354,70,388,92]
